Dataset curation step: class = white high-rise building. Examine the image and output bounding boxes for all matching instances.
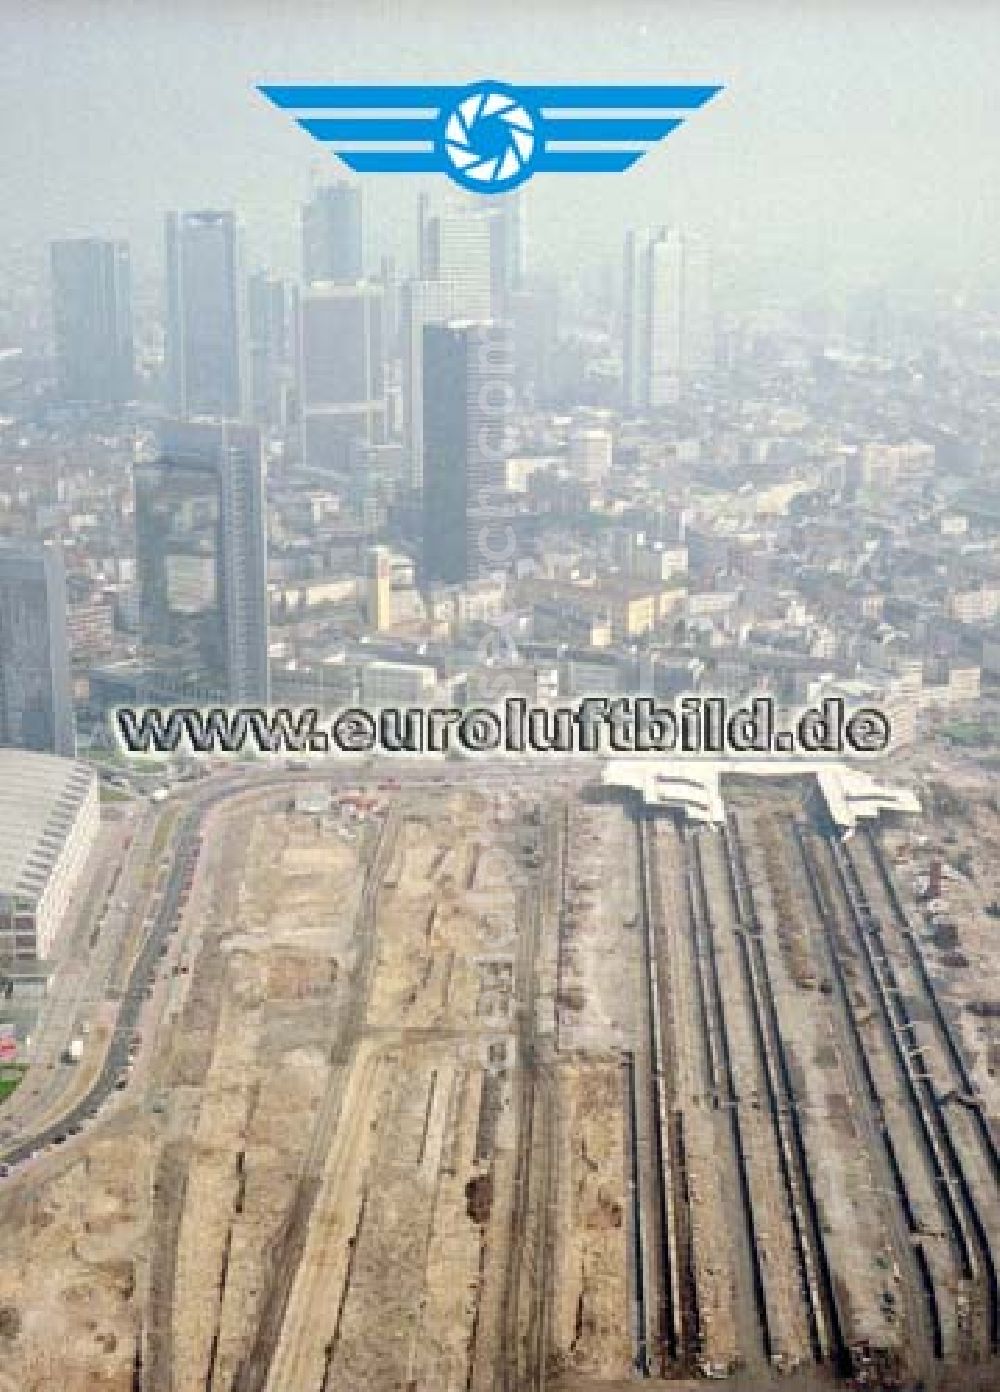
[400,278,448,491]
[420,207,493,321]
[623,227,713,411]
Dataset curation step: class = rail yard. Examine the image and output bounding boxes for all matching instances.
[0,762,997,1392]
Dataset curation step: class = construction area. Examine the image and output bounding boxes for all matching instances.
[0,766,997,1392]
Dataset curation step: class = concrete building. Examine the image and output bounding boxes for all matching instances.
[0,751,98,962]
[134,420,269,702]
[360,659,438,706]
[950,586,1000,625]
[300,282,386,473]
[522,576,684,644]
[50,238,133,404]
[165,210,243,419]
[0,539,75,756]
[569,427,613,484]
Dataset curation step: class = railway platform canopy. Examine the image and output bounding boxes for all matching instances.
[601,757,921,828]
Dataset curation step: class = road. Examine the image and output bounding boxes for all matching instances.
[0,757,592,1176]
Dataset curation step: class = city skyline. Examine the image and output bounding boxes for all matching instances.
[1,3,999,305]
[0,9,999,1391]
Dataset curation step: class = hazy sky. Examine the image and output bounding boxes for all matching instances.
[2,1,998,303]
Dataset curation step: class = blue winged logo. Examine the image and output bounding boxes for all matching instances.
[257,79,723,194]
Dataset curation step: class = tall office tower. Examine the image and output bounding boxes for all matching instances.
[622,228,650,413]
[300,282,386,473]
[509,277,559,406]
[366,545,392,632]
[422,321,514,586]
[247,273,289,425]
[487,192,528,317]
[400,278,448,491]
[134,420,269,702]
[302,181,363,285]
[623,227,713,412]
[50,238,133,405]
[421,208,493,321]
[0,539,75,757]
[377,254,400,356]
[165,211,243,419]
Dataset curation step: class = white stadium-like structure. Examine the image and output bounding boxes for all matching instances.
[0,750,99,962]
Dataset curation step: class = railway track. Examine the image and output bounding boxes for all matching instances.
[683,824,773,1368]
[791,818,944,1369]
[646,817,715,1371]
[500,801,557,1392]
[232,810,399,1392]
[722,810,849,1376]
[829,828,999,1359]
[863,828,1000,1192]
[623,1047,651,1375]
[637,812,685,1369]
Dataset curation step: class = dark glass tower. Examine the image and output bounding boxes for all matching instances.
[421,321,513,586]
[302,182,363,285]
[0,539,75,756]
[50,238,133,405]
[134,420,269,702]
[165,211,243,419]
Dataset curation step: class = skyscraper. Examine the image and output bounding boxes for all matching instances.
[400,278,448,491]
[422,321,514,586]
[247,272,289,426]
[300,282,386,473]
[134,420,269,702]
[487,192,528,317]
[50,238,133,405]
[509,277,559,407]
[405,202,507,492]
[0,540,75,757]
[623,227,713,411]
[165,211,243,419]
[420,208,493,321]
[302,182,363,285]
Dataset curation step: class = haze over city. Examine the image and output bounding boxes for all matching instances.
[0,5,999,1391]
[2,1,1000,300]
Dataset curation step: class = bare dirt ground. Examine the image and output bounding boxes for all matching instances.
[0,772,996,1391]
